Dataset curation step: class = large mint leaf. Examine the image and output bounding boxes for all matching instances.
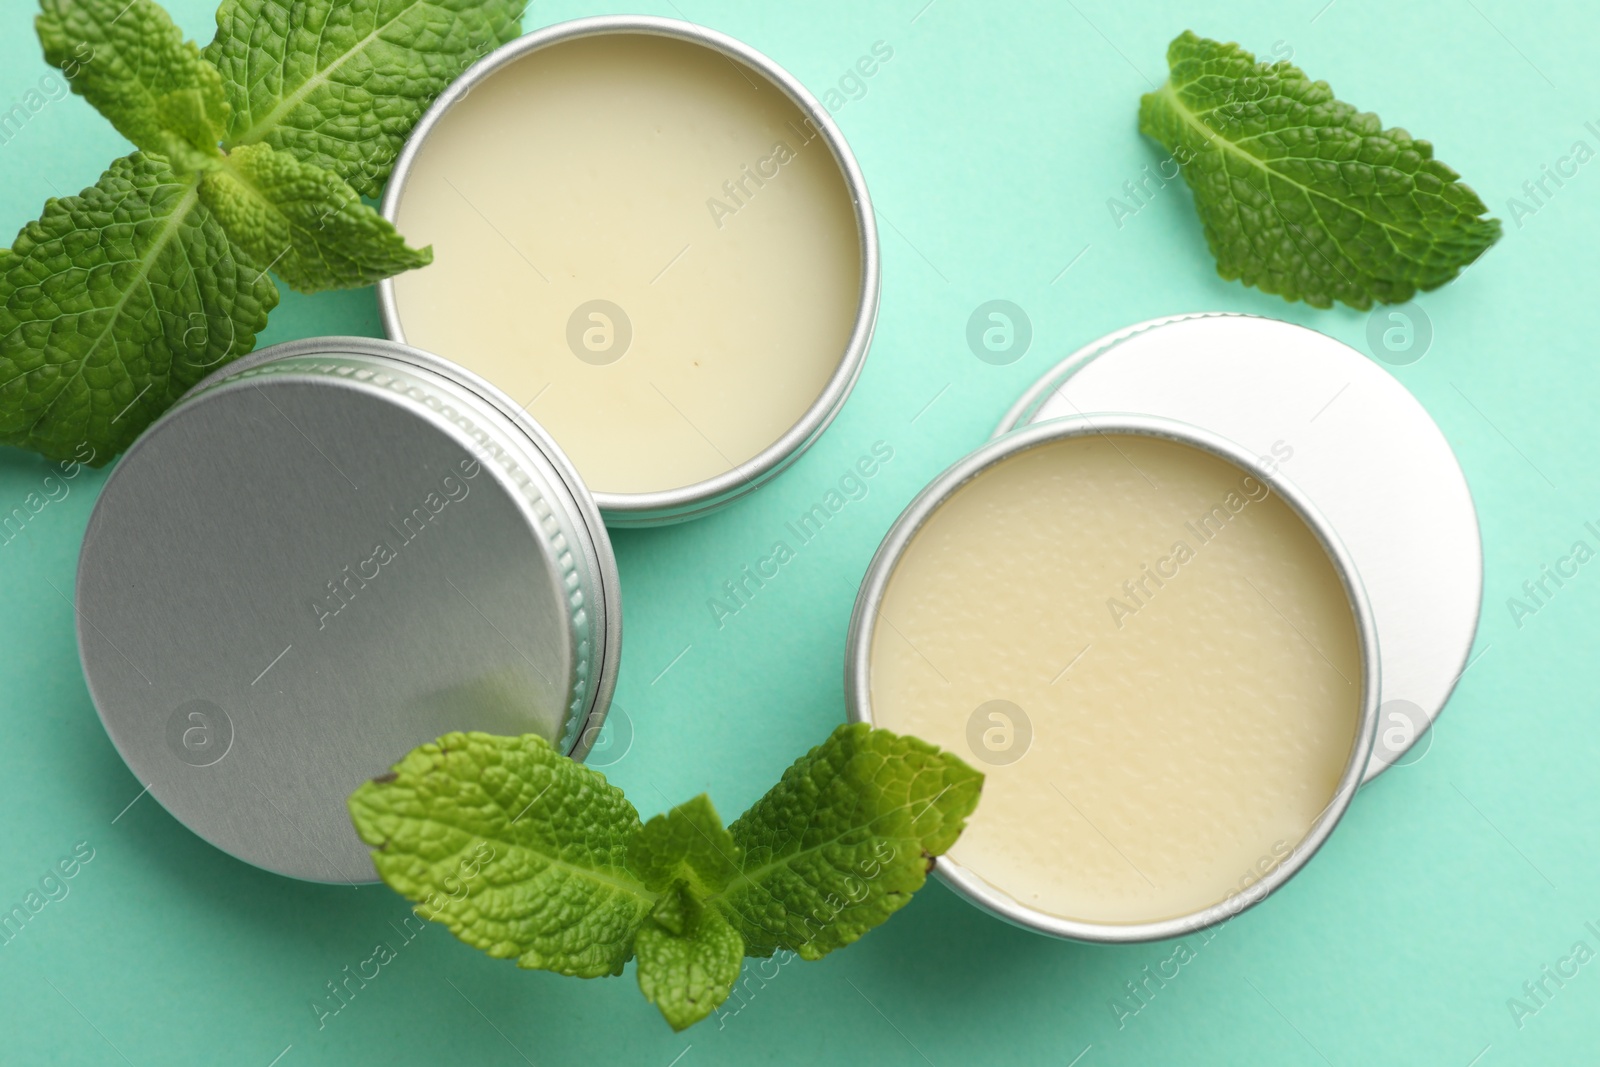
[1139,31,1501,309]
[635,884,744,1032]
[37,0,229,169]
[629,795,744,897]
[197,142,430,293]
[206,0,526,198]
[715,723,983,961]
[0,153,277,464]
[348,731,653,979]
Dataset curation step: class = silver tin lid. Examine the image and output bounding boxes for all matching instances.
[75,337,621,883]
[846,415,1381,942]
[996,313,1482,780]
[377,16,880,526]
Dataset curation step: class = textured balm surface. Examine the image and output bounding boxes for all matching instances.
[869,435,1362,924]
[390,33,862,494]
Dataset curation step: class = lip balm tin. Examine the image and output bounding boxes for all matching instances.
[75,336,621,883]
[846,415,1382,942]
[998,313,1483,777]
[377,16,882,526]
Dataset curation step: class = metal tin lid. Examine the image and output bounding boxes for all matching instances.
[997,313,1483,780]
[76,337,621,883]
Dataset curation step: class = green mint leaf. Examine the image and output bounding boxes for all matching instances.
[1138,31,1501,309]
[206,0,526,198]
[197,142,431,293]
[37,0,229,167]
[635,883,744,1032]
[714,723,983,961]
[349,724,981,1028]
[630,795,744,897]
[348,731,654,979]
[0,153,277,464]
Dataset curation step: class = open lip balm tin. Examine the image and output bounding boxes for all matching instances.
[75,336,621,883]
[998,313,1484,779]
[377,16,881,526]
[846,414,1382,943]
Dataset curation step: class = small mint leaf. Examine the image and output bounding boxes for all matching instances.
[1138,31,1501,309]
[37,0,229,166]
[715,723,983,962]
[198,142,431,293]
[635,883,745,1032]
[630,795,744,898]
[0,153,277,464]
[647,879,694,937]
[349,732,654,980]
[207,0,526,198]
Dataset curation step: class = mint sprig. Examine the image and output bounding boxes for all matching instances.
[348,724,984,1031]
[1140,31,1501,309]
[0,0,523,465]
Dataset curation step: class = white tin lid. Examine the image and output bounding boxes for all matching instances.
[996,313,1483,780]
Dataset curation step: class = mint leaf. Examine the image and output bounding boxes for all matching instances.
[0,153,277,464]
[206,0,526,198]
[349,724,982,1028]
[37,0,229,168]
[1139,31,1501,309]
[197,142,431,293]
[635,884,745,1032]
[715,723,983,961]
[630,795,743,897]
[2,0,513,465]
[348,731,653,979]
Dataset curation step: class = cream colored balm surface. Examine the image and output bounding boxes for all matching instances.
[869,436,1362,925]
[391,34,862,494]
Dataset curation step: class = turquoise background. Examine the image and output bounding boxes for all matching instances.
[1,0,1596,1063]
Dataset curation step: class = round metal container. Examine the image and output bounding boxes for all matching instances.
[75,336,622,884]
[845,415,1381,943]
[377,16,881,526]
[997,313,1483,779]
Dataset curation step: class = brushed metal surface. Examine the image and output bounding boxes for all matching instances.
[997,313,1483,781]
[377,16,880,525]
[845,415,1381,943]
[76,340,620,883]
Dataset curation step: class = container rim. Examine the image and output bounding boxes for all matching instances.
[376,15,881,524]
[994,312,1238,437]
[844,413,1382,943]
